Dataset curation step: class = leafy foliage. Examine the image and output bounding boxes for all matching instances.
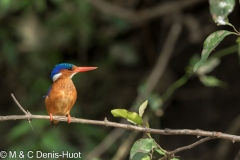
[209,0,235,25]
[194,30,234,72]
[111,109,143,125]
[130,138,157,160]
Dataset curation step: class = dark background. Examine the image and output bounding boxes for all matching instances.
[0,0,240,160]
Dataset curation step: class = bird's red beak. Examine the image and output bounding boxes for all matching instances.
[75,67,97,73]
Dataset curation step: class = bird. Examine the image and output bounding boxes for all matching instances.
[45,63,97,126]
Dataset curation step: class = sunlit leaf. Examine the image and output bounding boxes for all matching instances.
[130,138,156,159]
[141,155,151,160]
[196,58,220,75]
[199,75,228,88]
[131,152,148,160]
[139,100,148,117]
[194,30,234,72]
[155,149,166,156]
[111,109,143,125]
[209,0,235,25]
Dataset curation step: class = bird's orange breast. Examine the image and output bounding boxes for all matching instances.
[45,78,77,117]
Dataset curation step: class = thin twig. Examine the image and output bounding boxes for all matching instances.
[11,93,29,115]
[11,93,34,131]
[168,137,214,155]
[227,23,240,35]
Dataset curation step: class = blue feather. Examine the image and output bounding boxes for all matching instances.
[50,63,74,79]
[44,63,74,97]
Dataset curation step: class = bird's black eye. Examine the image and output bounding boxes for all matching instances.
[68,67,72,71]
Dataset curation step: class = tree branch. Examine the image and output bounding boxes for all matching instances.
[2,94,240,143]
[11,93,30,115]
[2,113,240,142]
[168,137,214,155]
[3,93,240,160]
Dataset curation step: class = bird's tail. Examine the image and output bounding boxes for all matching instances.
[51,120,59,127]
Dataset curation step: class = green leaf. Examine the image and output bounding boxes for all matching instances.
[199,75,227,88]
[170,158,180,160]
[130,138,156,159]
[131,152,148,160]
[188,54,200,68]
[209,0,235,25]
[193,30,234,72]
[196,58,220,75]
[236,37,240,42]
[141,155,151,160]
[139,100,148,117]
[155,149,166,156]
[111,109,143,125]
[148,94,163,110]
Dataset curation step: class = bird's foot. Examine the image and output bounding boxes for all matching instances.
[50,113,53,122]
[68,114,71,123]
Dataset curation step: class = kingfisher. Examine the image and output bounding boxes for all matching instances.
[45,63,97,126]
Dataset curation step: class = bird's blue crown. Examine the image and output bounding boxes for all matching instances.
[50,63,74,78]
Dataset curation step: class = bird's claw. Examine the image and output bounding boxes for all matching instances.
[50,113,53,122]
[68,114,71,123]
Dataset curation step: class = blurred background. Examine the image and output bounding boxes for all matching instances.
[1,0,240,159]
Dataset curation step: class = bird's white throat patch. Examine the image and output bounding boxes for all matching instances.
[70,73,76,79]
[52,73,76,82]
[52,73,62,82]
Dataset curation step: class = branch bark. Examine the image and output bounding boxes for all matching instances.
[2,106,240,142]
[168,137,214,155]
